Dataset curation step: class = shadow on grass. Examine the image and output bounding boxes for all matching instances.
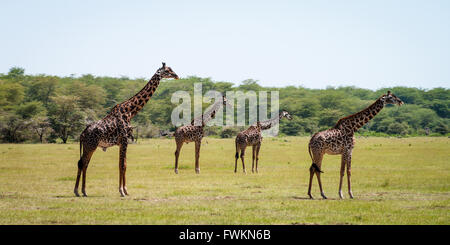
[291,196,341,200]
[291,196,311,200]
[54,195,105,198]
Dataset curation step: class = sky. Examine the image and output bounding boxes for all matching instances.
[1,0,449,90]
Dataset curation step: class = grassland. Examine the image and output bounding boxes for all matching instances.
[0,137,449,225]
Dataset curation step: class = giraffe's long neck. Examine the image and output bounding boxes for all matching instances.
[191,101,223,126]
[335,97,385,134]
[125,73,162,119]
[260,113,283,130]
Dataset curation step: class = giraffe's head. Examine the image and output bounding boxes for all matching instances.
[281,110,293,120]
[221,95,233,109]
[382,91,404,106]
[157,62,179,79]
[222,95,234,110]
[221,95,229,106]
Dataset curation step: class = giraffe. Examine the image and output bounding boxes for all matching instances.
[174,95,229,174]
[307,91,403,199]
[234,110,293,173]
[74,63,179,197]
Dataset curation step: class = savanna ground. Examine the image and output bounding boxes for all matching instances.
[0,137,448,225]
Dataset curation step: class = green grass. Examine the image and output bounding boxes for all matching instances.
[0,137,449,225]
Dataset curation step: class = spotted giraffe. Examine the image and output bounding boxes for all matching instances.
[234,110,293,173]
[74,63,179,197]
[307,91,403,199]
[174,96,229,174]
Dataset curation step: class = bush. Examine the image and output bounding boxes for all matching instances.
[433,121,448,135]
[204,126,221,137]
[136,124,160,139]
[386,122,411,135]
[220,127,241,138]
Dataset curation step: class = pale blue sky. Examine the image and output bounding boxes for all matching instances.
[1,0,449,89]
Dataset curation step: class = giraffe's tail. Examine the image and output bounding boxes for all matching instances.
[308,143,313,161]
[235,140,239,159]
[78,137,83,170]
[310,163,323,173]
[308,141,323,173]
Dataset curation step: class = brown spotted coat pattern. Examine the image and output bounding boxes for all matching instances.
[234,110,293,173]
[74,63,179,197]
[174,96,229,174]
[307,91,403,199]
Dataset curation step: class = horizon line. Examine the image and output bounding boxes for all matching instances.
[1,69,448,91]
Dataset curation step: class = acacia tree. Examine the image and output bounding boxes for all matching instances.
[28,116,52,143]
[0,112,28,142]
[0,82,25,108]
[6,67,25,81]
[48,95,85,143]
[66,81,106,120]
[0,101,45,143]
[26,76,58,106]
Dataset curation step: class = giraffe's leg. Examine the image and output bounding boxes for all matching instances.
[316,171,327,199]
[122,153,128,196]
[81,166,87,197]
[338,154,346,199]
[255,143,261,173]
[74,142,83,197]
[346,151,353,199]
[194,140,201,174]
[80,148,95,197]
[240,146,247,174]
[118,140,128,197]
[251,145,256,173]
[74,168,82,197]
[307,165,315,199]
[174,141,182,174]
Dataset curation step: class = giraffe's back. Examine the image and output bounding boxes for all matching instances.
[175,125,204,143]
[309,129,353,155]
[81,116,133,150]
[236,127,262,147]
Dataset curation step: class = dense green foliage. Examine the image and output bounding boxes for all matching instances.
[0,67,448,143]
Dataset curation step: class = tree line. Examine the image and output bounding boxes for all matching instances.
[0,67,448,143]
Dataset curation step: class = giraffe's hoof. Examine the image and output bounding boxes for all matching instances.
[119,188,125,197]
[124,187,129,196]
[349,192,354,199]
[195,168,200,174]
[175,169,179,174]
[308,194,314,199]
[339,192,344,199]
[74,190,80,197]
[321,193,327,199]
